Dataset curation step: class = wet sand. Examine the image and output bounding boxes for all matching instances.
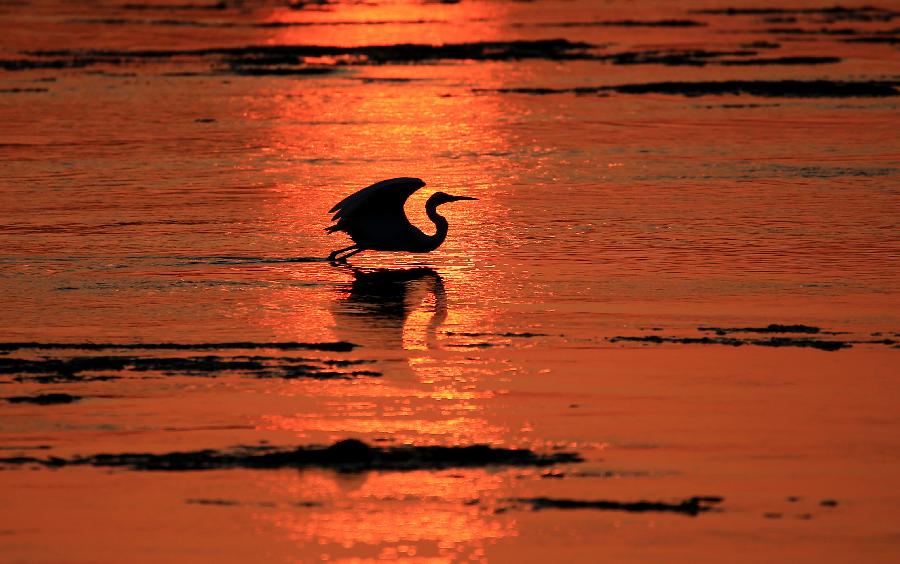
[1,0,899,562]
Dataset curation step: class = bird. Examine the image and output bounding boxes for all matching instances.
[325,177,477,262]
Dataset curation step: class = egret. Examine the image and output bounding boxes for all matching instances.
[326,177,477,262]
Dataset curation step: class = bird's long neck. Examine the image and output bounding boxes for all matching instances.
[424,203,449,251]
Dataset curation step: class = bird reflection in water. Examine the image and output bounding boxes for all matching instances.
[333,267,446,350]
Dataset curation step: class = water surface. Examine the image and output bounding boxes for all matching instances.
[1,1,899,562]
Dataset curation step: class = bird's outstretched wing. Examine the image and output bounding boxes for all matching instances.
[326,177,425,234]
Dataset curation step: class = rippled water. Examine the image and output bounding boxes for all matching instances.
[2,1,899,562]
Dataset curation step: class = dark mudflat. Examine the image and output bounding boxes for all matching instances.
[28,39,595,66]
[609,80,899,98]
[527,20,707,28]
[444,331,548,338]
[699,324,821,335]
[692,7,898,22]
[487,80,900,98]
[0,353,378,382]
[0,341,357,352]
[0,439,582,472]
[509,495,724,516]
[595,49,838,67]
[5,393,82,405]
[608,335,851,351]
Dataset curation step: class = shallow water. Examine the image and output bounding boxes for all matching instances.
[1,0,899,562]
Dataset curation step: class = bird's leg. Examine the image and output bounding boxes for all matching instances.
[335,248,364,263]
[328,245,356,262]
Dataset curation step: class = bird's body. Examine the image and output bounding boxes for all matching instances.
[326,177,476,262]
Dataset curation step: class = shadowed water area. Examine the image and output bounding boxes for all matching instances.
[1,0,899,562]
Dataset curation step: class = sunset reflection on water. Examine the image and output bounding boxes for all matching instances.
[259,265,509,448]
[2,0,900,561]
[255,469,515,560]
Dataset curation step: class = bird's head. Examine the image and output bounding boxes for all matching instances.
[426,192,479,207]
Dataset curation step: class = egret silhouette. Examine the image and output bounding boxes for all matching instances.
[326,177,477,262]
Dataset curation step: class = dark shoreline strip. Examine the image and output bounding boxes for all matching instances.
[511,495,723,516]
[486,80,899,98]
[0,354,378,382]
[27,39,595,62]
[67,18,443,28]
[608,335,850,351]
[0,439,582,472]
[692,7,897,18]
[5,393,82,405]
[528,20,707,28]
[8,39,595,74]
[118,1,230,10]
[699,324,821,334]
[0,341,357,352]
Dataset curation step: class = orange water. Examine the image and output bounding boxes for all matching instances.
[1,0,899,562]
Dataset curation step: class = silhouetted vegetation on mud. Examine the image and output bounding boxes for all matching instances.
[0,439,582,472]
[507,495,724,516]
[5,393,82,405]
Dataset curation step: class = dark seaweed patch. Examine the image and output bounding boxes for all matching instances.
[487,80,899,98]
[719,56,840,65]
[5,393,82,405]
[225,65,338,76]
[699,324,821,335]
[0,341,356,352]
[843,36,900,44]
[596,49,800,67]
[444,331,547,338]
[0,352,378,382]
[0,439,582,472]
[0,87,49,93]
[117,1,230,10]
[0,59,97,71]
[0,355,261,374]
[69,18,441,28]
[766,27,861,35]
[608,335,851,351]
[186,498,240,506]
[693,7,898,23]
[607,80,898,97]
[762,16,798,24]
[527,20,706,28]
[703,103,782,109]
[742,41,782,49]
[27,39,595,72]
[186,498,317,508]
[11,40,857,75]
[508,495,723,516]
[358,77,418,83]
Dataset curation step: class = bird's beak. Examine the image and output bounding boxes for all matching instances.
[449,195,478,202]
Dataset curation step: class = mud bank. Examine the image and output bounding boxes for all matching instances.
[0,439,582,472]
[698,324,823,334]
[607,335,851,351]
[26,38,594,66]
[507,496,724,516]
[487,80,899,98]
[5,393,82,405]
[0,353,377,382]
[692,6,898,23]
[0,341,357,352]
